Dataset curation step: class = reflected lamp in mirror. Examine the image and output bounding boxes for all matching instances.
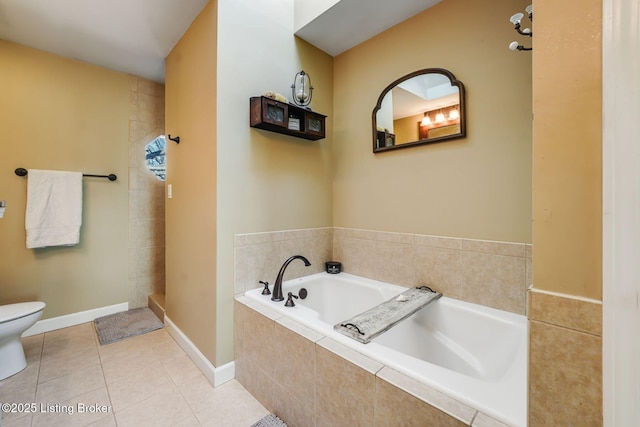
[372,68,466,153]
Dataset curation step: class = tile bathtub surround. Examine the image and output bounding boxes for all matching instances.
[234,227,333,295]
[333,228,532,314]
[528,289,603,425]
[235,227,531,314]
[234,297,510,427]
[0,322,269,427]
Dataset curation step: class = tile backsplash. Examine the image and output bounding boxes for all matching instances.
[235,227,532,314]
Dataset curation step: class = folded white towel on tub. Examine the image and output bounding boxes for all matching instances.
[25,169,83,248]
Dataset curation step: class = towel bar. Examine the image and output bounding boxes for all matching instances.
[15,168,117,181]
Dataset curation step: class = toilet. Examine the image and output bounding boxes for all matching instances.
[0,302,46,380]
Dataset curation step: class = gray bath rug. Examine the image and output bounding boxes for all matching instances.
[251,414,288,427]
[94,307,163,345]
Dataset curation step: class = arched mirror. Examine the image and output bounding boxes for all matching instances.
[373,68,466,153]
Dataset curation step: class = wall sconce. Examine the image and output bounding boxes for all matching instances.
[435,110,445,124]
[448,107,459,120]
[509,4,532,51]
[291,70,313,108]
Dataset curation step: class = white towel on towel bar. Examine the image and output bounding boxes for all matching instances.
[25,169,83,248]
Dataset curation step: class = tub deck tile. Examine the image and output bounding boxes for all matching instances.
[376,366,477,425]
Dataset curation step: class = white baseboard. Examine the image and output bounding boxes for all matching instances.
[22,302,129,337]
[164,315,235,387]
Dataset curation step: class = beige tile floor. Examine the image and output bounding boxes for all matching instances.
[0,322,269,426]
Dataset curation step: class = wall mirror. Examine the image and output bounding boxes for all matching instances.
[373,68,466,153]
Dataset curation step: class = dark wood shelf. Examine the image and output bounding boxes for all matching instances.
[250,96,326,141]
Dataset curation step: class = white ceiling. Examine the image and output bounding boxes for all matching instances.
[0,0,208,82]
[0,0,437,83]
[295,0,441,56]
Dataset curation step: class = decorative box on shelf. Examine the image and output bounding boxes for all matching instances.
[250,96,326,141]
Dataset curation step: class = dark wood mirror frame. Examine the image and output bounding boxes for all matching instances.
[372,68,466,153]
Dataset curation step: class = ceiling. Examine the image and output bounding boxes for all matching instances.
[0,0,438,83]
[0,0,208,82]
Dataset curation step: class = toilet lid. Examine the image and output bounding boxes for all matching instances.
[0,302,46,324]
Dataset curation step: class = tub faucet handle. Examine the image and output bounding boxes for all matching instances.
[284,292,299,307]
[259,281,271,295]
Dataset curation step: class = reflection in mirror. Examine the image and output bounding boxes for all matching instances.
[373,68,466,152]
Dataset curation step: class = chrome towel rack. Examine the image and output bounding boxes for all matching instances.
[15,168,117,181]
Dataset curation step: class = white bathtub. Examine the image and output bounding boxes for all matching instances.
[245,272,527,427]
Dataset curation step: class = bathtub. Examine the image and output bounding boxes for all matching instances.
[244,272,527,427]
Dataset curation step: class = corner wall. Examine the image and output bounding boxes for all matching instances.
[216,0,334,365]
[0,40,129,318]
[165,1,218,362]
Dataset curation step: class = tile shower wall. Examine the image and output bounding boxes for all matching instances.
[128,76,166,308]
[235,227,531,314]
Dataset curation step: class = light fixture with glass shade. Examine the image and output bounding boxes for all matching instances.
[509,4,532,51]
[291,70,313,109]
[435,110,445,123]
[421,113,431,126]
[448,107,459,120]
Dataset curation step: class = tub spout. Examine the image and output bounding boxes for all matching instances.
[272,255,311,302]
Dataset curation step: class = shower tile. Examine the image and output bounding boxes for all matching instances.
[376,367,475,425]
[375,375,468,427]
[315,344,376,427]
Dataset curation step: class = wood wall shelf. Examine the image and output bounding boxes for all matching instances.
[250,96,326,141]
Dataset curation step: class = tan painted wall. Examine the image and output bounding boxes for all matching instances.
[216,0,334,364]
[0,40,129,317]
[165,1,218,362]
[333,0,533,244]
[532,0,602,299]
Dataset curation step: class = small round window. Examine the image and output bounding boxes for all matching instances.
[145,136,166,181]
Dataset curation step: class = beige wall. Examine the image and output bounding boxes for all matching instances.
[333,0,532,244]
[532,0,602,300]
[0,40,129,318]
[165,1,218,362]
[216,0,334,364]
